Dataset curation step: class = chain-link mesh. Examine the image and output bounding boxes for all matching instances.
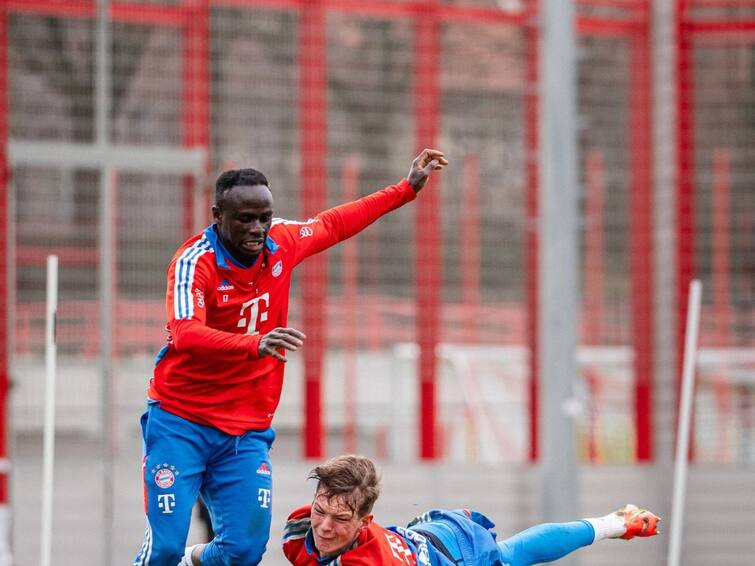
[684,1,755,465]
[4,1,755,564]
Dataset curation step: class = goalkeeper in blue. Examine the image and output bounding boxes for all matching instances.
[281,455,661,566]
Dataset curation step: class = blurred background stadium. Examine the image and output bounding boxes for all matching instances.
[1,0,754,564]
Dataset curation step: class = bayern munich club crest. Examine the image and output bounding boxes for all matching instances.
[152,463,180,488]
[271,260,283,278]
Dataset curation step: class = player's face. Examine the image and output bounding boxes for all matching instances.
[310,491,372,558]
[212,184,274,265]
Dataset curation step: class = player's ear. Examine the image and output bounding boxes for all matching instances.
[359,514,373,530]
[211,204,222,223]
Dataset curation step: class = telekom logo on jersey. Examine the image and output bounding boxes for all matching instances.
[237,293,270,335]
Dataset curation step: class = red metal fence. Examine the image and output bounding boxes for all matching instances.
[1,0,754,466]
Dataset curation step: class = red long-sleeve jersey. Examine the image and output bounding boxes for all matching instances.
[147,179,416,434]
[282,505,424,566]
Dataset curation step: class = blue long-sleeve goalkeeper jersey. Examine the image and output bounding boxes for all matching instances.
[397,508,595,566]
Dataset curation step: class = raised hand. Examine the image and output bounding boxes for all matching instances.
[407,148,448,192]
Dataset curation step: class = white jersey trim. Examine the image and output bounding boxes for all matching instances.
[271,217,319,226]
[282,517,310,544]
[134,518,153,565]
[173,238,213,320]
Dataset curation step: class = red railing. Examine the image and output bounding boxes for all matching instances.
[14,0,749,465]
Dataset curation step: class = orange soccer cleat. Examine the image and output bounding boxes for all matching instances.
[616,504,661,540]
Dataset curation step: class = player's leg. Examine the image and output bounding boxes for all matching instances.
[198,428,276,566]
[134,404,208,566]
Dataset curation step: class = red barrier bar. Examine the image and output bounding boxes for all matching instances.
[461,155,480,342]
[112,3,189,26]
[414,0,441,460]
[11,0,525,26]
[8,0,94,17]
[686,20,755,34]
[629,6,654,461]
[182,0,210,238]
[692,0,755,6]
[9,1,189,25]
[578,18,643,36]
[578,0,644,8]
[211,0,528,24]
[0,0,10,512]
[214,0,304,11]
[524,0,540,462]
[300,1,327,459]
[341,157,359,454]
[8,0,664,38]
[583,150,605,346]
[676,0,696,459]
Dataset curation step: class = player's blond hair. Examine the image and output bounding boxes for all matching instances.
[309,455,381,518]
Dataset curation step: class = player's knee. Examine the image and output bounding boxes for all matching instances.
[135,539,184,565]
[216,538,267,566]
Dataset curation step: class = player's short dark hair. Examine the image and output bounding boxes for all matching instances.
[309,455,381,518]
[215,168,270,207]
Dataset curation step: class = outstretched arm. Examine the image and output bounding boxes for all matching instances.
[497,505,660,566]
[287,149,448,264]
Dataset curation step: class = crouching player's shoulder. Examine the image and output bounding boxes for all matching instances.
[282,505,313,564]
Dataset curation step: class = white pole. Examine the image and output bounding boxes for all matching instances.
[667,279,702,566]
[40,255,59,566]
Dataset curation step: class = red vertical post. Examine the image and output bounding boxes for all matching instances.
[676,0,695,459]
[182,0,210,237]
[0,0,9,514]
[583,150,605,345]
[583,151,605,464]
[461,155,480,342]
[524,0,540,462]
[630,4,654,461]
[414,1,441,460]
[364,227,381,351]
[341,157,359,454]
[712,148,731,462]
[300,1,327,459]
[712,149,731,347]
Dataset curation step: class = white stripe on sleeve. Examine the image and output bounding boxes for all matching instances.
[173,239,212,320]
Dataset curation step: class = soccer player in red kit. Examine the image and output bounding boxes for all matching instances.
[133,149,448,566]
